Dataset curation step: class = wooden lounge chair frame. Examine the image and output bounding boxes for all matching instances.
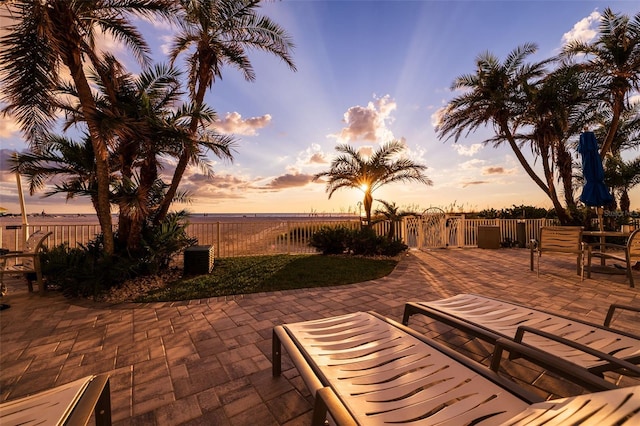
[0,230,52,295]
[530,226,584,278]
[585,228,640,288]
[271,311,637,425]
[0,374,111,425]
[403,293,640,377]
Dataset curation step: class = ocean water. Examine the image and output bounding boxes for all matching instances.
[0,212,357,226]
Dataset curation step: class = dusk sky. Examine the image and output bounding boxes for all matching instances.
[2,1,640,215]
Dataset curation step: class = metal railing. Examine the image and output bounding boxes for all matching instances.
[0,217,555,256]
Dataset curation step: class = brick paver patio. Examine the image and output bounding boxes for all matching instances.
[1,247,639,425]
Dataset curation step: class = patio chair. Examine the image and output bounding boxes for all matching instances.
[585,228,640,288]
[530,226,584,278]
[271,311,639,425]
[0,230,52,295]
[403,293,640,377]
[0,374,111,425]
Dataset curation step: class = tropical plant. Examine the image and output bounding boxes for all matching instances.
[155,0,297,224]
[562,8,640,158]
[519,64,591,222]
[373,200,416,240]
[314,141,432,226]
[10,134,101,211]
[604,155,640,214]
[438,44,585,224]
[0,0,176,255]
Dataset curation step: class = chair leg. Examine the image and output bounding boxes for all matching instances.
[34,257,45,295]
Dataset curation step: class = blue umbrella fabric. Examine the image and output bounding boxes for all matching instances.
[578,131,613,207]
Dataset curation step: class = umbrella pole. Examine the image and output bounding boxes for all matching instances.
[597,206,604,232]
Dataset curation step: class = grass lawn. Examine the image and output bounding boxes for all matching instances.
[137,254,398,302]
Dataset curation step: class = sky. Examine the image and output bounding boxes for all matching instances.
[2,0,640,216]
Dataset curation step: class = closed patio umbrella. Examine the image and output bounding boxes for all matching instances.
[578,131,613,231]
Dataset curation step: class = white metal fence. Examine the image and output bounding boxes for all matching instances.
[0,217,557,257]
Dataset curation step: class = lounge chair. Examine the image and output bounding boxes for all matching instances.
[402,293,640,377]
[0,374,111,425]
[271,311,638,425]
[0,230,52,295]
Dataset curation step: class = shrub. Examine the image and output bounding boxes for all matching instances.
[310,225,408,257]
[41,212,195,298]
[41,240,135,298]
[309,225,352,254]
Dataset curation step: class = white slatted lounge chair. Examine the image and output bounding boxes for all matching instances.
[403,293,640,377]
[0,374,111,425]
[272,311,636,425]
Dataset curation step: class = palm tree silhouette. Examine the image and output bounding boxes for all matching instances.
[314,141,431,226]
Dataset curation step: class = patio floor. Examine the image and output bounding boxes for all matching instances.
[1,247,639,425]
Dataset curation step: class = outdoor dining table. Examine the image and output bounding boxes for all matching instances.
[582,230,630,268]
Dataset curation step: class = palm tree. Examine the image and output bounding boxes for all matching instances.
[0,0,175,255]
[519,65,591,223]
[438,44,552,192]
[11,134,102,212]
[314,141,432,226]
[562,8,640,158]
[373,200,415,241]
[605,155,640,214]
[437,44,588,224]
[84,60,235,252]
[154,0,297,224]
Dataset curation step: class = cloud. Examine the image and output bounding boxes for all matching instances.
[459,158,485,170]
[562,11,601,45]
[452,143,483,156]
[332,94,397,143]
[431,106,448,129]
[211,112,271,136]
[461,180,489,188]
[296,144,328,165]
[482,166,516,175]
[0,116,21,139]
[261,173,315,189]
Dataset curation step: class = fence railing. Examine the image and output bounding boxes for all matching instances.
[0,217,557,257]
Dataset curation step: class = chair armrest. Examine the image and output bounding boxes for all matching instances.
[585,242,626,252]
[604,304,640,328]
[512,325,640,376]
[0,253,38,261]
[490,337,616,392]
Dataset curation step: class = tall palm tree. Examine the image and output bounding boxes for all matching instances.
[562,8,640,158]
[438,44,552,195]
[155,0,297,224]
[0,0,175,255]
[519,65,591,223]
[314,141,432,226]
[437,44,588,224]
[84,60,236,252]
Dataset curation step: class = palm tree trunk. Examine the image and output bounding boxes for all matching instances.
[64,49,114,255]
[154,68,209,225]
[540,146,571,224]
[600,93,625,158]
